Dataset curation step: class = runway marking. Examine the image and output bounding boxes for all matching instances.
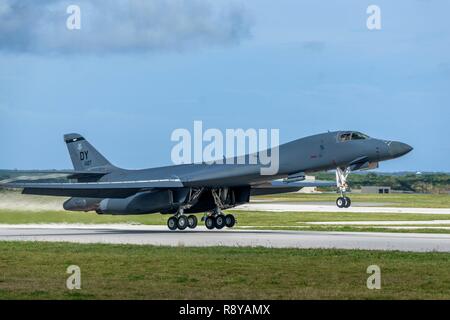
[306,220,450,225]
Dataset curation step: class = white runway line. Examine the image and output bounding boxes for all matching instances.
[236,203,450,214]
[1,224,450,252]
[306,220,450,225]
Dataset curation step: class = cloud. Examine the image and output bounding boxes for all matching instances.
[0,0,251,54]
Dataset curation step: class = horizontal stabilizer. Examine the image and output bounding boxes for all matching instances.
[0,170,109,183]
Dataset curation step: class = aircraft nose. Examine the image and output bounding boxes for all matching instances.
[389,141,413,158]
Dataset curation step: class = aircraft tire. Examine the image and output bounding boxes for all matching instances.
[215,214,226,229]
[225,214,236,228]
[205,216,215,230]
[177,215,188,230]
[187,215,198,229]
[344,197,352,208]
[167,217,178,231]
[336,197,346,208]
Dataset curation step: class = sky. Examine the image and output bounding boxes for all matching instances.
[0,0,449,172]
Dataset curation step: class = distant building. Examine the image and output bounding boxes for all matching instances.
[361,186,391,194]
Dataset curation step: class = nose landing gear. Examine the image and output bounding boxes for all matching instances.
[336,196,351,208]
[336,167,352,208]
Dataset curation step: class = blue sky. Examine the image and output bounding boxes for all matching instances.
[0,0,449,172]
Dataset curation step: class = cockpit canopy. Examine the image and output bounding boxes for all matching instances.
[338,131,370,142]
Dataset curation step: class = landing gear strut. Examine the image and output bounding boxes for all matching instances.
[336,167,351,208]
[202,189,237,230]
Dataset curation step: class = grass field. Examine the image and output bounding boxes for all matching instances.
[0,241,449,299]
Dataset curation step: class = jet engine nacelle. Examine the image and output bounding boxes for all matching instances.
[97,190,176,215]
[63,197,101,212]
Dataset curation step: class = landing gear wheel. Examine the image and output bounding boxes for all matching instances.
[225,214,236,228]
[177,215,188,230]
[335,167,352,208]
[336,197,346,208]
[214,214,226,229]
[167,217,178,230]
[187,215,198,229]
[205,216,215,230]
[344,197,351,208]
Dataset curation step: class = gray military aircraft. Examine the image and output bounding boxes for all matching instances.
[1,131,412,230]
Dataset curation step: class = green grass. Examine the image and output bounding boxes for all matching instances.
[0,209,168,225]
[0,241,449,299]
[2,209,450,233]
[2,209,450,229]
[255,193,450,208]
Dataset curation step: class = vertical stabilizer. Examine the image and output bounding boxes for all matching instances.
[64,133,114,171]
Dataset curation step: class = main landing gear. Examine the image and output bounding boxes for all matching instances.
[335,167,352,208]
[166,188,238,231]
[167,209,198,231]
[166,212,236,231]
[203,210,236,230]
[203,189,237,230]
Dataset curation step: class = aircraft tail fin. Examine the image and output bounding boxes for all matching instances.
[64,133,115,171]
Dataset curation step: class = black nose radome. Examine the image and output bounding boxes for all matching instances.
[389,141,413,158]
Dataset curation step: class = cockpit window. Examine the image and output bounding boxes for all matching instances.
[339,133,352,142]
[338,132,369,142]
[351,132,369,140]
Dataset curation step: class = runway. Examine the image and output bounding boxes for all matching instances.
[1,224,450,252]
[236,203,450,214]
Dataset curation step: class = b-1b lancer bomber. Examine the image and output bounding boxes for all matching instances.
[1,131,412,230]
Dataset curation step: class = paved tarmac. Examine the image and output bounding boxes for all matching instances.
[1,224,449,252]
[236,203,450,214]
